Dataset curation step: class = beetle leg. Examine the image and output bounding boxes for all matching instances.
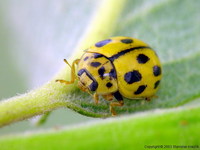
[102,94,113,101]
[93,92,99,104]
[56,59,80,85]
[110,91,124,116]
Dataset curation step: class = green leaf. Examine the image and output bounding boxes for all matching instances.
[0,105,200,150]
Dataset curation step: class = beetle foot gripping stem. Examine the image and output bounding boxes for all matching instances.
[109,100,124,116]
[93,93,99,104]
[109,91,124,116]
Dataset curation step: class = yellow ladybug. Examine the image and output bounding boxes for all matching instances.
[56,36,162,116]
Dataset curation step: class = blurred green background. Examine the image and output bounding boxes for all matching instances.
[0,0,100,135]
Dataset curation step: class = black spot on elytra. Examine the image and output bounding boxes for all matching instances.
[124,70,142,84]
[106,82,113,88]
[95,39,112,47]
[89,82,98,91]
[84,56,89,61]
[153,66,161,76]
[93,53,104,59]
[134,85,147,95]
[109,68,117,79]
[154,80,160,89]
[121,39,133,44]
[77,69,85,76]
[90,62,101,67]
[137,54,149,64]
[98,66,105,79]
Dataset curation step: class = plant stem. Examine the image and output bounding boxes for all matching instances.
[0,82,66,127]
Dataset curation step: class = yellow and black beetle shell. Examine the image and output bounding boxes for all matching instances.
[57,36,162,116]
[79,36,162,99]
